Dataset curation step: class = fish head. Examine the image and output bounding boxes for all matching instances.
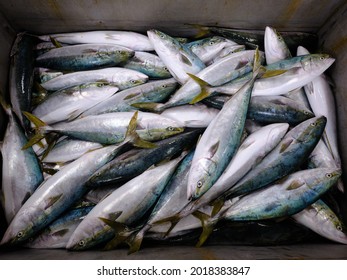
[137,116,185,140]
[66,218,109,251]
[300,54,335,75]
[147,30,178,54]
[316,204,347,244]
[187,157,218,201]
[0,208,37,246]
[114,69,148,90]
[293,116,327,144]
[264,26,291,64]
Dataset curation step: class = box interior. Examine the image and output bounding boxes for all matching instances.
[1,0,347,259]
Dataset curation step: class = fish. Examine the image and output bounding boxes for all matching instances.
[122,51,172,78]
[66,152,188,250]
[39,30,154,51]
[292,199,347,244]
[147,29,205,84]
[206,44,246,65]
[187,51,260,200]
[0,97,44,224]
[133,50,257,112]
[35,44,135,71]
[185,36,230,64]
[32,82,119,124]
[88,129,201,187]
[263,27,310,109]
[154,123,289,235]
[195,168,341,246]
[24,205,94,249]
[23,111,184,146]
[161,104,219,128]
[79,78,178,117]
[9,32,37,130]
[297,46,341,169]
[0,112,151,246]
[252,54,335,96]
[203,94,314,125]
[192,25,319,53]
[264,26,292,65]
[40,67,148,91]
[41,138,103,163]
[248,95,314,125]
[126,149,195,253]
[218,116,327,201]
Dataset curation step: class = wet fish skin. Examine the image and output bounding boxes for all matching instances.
[187,68,257,200]
[39,30,154,51]
[79,78,178,117]
[292,199,347,244]
[222,168,341,221]
[66,153,187,250]
[223,116,327,199]
[147,29,205,85]
[36,44,135,71]
[32,83,119,124]
[1,106,43,224]
[41,138,103,163]
[88,129,201,187]
[252,55,335,96]
[35,111,184,145]
[122,51,172,78]
[25,205,94,249]
[40,67,148,92]
[185,36,229,63]
[9,32,37,130]
[264,26,291,65]
[161,104,219,128]
[248,95,314,125]
[0,142,126,246]
[158,123,288,234]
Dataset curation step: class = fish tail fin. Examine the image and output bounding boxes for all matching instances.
[152,214,182,237]
[21,112,49,150]
[40,134,60,160]
[22,111,47,128]
[210,197,226,217]
[125,111,156,149]
[99,217,134,250]
[130,102,164,113]
[127,229,146,255]
[49,36,63,48]
[188,73,214,104]
[185,24,211,39]
[192,210,218,247]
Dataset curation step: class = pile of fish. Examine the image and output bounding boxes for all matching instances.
[0,25,346,254]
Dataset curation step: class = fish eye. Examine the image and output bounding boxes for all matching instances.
[159,34,165,38]
[337,225,343,231]
[131,80,137,84]
[326,173,333,178]
[310,122,317,127]
[163,67,169,71]
[197,180,203,188]
[209,41,215,45]
[161,84,167,88]
[304,111,311,115]
[28,237,34,242]
[167,126,174,131]
[17,231,24,238]
[78,240,86,247]
[320,56,325,60]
